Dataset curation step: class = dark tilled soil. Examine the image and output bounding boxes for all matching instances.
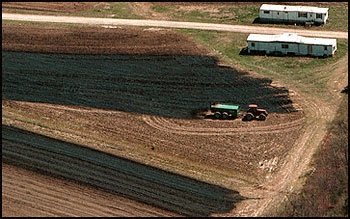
[2,24,206,55]
[2,20,305,217]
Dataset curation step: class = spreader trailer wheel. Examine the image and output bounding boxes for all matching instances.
[214,112,222,119]
[222,112,229,119]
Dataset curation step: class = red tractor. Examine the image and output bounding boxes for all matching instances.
[243,104,268,121]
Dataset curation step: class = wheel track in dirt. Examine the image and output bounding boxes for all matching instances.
[3,99,303,188]
[141,114,304,135]
[15,101,305,137]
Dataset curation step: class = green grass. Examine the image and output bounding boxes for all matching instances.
[327,4,349,32]
[73,2,143,19]
[178,29,348,98]
[154,5,259,24]
[146,3,347,32]
[152,5,171,13]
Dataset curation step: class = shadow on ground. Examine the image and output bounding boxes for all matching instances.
[2,125,247,216]
[239,47,330,59]
[252,17,318,27]
[2,51,297,118]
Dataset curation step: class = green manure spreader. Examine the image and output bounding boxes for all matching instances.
[210,103,241,119]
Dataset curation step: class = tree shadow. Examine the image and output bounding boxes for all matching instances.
[2,51,297,119]
[2,124,248,216]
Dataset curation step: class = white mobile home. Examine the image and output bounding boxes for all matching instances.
[247,33,337,57]
[259,4,329,25]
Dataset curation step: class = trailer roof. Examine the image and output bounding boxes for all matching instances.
[211,104,240,110]
[260,4,329,14]
[247,33,336,46]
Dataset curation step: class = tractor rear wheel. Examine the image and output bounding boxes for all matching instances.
[214,112,222,119]
[258,114,266,121]
[245,113,254,121]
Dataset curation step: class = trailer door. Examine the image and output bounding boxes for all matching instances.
[324,45,328,56]
[308,44,312,54]
[309,12,315,22]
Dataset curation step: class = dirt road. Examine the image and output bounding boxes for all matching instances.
[2,13,348,39]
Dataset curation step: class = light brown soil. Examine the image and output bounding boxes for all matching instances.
[2,163,180,217]
[2,3,347,217]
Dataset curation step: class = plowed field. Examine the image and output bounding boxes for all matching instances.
[2,19,306,216]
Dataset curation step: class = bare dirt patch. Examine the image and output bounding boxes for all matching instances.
[2,23,205,55]
[2,2,99,13]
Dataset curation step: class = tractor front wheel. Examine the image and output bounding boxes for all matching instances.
[258,114,266,121]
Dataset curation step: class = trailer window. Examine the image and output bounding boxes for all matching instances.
[263,10,270,14]
[251,43,255,47]
[282,44,288,49]
[298,12,307,18]
[316,13,322,19]
[324,46,327,50]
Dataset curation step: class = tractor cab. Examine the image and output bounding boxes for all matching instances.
[248,104,258,113]
[244,104,268,121]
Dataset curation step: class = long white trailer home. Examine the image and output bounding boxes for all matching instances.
[247,33,337,57]
[259,4,329,25]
